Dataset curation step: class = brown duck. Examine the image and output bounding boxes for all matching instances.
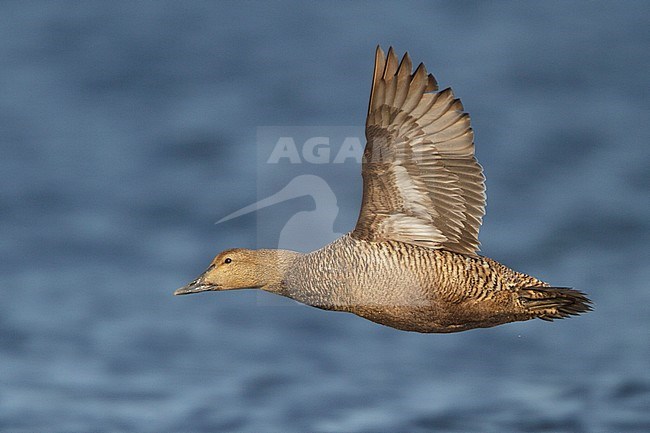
[174,46,592,333]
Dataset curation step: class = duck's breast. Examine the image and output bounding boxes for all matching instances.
[285,235,438,312]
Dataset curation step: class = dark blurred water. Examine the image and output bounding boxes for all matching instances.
[1,1,649,432]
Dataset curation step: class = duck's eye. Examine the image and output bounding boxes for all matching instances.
[224,258,232,264]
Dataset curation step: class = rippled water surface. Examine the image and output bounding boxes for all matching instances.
[1,1,649,432]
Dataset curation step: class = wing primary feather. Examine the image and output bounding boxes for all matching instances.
[382,47,399,80]
[368,45,386,118]
[401,63,428,113]
[425,73,438,92]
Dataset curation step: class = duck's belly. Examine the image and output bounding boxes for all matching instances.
[330,267,518,333]
[288,235,523,333]
[332,267,463,332]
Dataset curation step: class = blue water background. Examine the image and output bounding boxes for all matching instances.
[1,1,649,432]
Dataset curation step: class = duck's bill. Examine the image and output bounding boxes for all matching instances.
[173,278,216,296]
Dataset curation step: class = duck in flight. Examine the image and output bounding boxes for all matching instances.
[174,46,591,333]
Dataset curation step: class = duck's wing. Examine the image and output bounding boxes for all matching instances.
[351,46,486,256]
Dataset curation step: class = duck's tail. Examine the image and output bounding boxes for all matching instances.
[519,287,592,321]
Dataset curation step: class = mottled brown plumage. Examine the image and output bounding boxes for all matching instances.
[174,46,592,333]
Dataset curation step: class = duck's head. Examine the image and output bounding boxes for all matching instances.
[174,248,300,295]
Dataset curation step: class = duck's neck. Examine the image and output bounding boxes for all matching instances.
[255,249,303,293]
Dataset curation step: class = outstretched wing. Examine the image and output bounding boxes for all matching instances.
[351,46,486,256]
